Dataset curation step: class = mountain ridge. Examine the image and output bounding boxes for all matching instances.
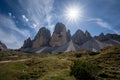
[21,22,120,53]
[0,41,7,50]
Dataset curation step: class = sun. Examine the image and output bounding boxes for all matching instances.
[67,7,79,20]
[64,5,83,23]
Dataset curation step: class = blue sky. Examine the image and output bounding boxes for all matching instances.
[0,0,120,49]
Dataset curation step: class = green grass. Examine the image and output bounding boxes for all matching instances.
[0,50,31,61]
[0,45,120,80]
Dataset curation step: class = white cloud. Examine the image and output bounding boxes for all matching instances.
[0,14,30,37]
[0,14,30,49]
[32,23,37,28]
[89,18,120,34]
[19,0,55,32]
[0,29,23,49]
[8,12,12,17]
[22,15,29,22]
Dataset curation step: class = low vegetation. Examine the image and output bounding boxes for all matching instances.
[0,45,120,80]
[70,60,99,80]
[0,50,31,61]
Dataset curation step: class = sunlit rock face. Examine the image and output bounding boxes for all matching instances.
[0,41,7,50]
[72,29,92,45]
[22,37,32,48]
[32,27,51,48]
[50,22,70,47]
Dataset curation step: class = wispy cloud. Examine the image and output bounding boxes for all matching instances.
[19,0,55,32]
[8,12,12,17]
[0,14,30,49]
[89,18,120,34]
[22,15,29,22]
[0,14,30,37]
[0,0,55,49]
[0,29,22,49]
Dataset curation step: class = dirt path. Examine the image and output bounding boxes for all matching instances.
[0,58,31,63]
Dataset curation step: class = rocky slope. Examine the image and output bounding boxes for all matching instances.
[80,39,110,51]
[21,37,32,48]
[52,40,80,53]
[0,41,7,50]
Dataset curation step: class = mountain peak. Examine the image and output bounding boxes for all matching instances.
[22,37,32,48]
[85,30,92,39]
[21,22,120,53]
[28,37,31,41]
[50,22,68,47]
[32,27,51,48]
[76,29,84,34]
[54,22,66,34]
[72,29,87,45]
[0,41,7,50]
[99,32,105,37]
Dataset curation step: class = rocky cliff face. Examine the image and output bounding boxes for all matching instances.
[94,33,108,41]
[85,30,92,39]
[105,34,120,42]
[49,23,69,47]
[72,29,92,45]
[94,33,120,46]
[32,27,51,48]
[67,29,71,41]
[0,41,7,50]
[22,37,32,48]
[94,33,120,42]
[21,22,120,53]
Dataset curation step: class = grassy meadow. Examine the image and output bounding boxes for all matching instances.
[0,45,120,80]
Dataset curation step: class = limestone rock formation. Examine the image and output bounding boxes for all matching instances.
[20,22,120,53]
[72,29,92,45]
[0,41,7,50]
[67,29,71,41]
[94,33,108,41]
[22,37,32,48]
[106,34,120,42]
[32,27,51,48]
[85,30,92,39]
[50,22,69,47]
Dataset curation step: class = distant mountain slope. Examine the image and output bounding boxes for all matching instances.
[80,39,110,51]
